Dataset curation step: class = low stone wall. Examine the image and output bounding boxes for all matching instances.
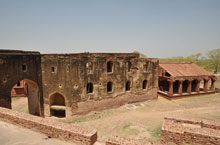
[106,135,157,145]
[161,116,220,145]
[0,107,97,145]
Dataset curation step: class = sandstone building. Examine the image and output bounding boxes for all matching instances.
[158,63,216,98]
[0,50,159,118]
[42,53,158,117]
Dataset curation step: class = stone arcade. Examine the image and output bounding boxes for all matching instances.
[158,63,216,98]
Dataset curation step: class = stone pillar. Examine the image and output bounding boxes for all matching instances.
[178,80,183,95]
[195,78,201,93]
[187,79,192,94]
[204,78,210,92]
[168,79,174,96]
[210,77,216,91]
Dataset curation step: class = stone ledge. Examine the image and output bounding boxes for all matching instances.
[0,107,97,145]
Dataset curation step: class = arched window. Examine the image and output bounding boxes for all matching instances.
[87,82,93,93]
[107,81,113,93]
[143,80,148,90]
[126,81,131,91]
[127,61,131,72]
[107,61,113,73]
[145,62,149,71]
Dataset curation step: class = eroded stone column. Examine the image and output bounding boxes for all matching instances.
[204,78,210,92]
[168,79,174,96]
[178,80,183,95]
[187,79,192,94]
[210,77,217,91]
[195,78,202,93]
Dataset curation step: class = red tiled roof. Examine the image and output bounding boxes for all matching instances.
[159,63,214,77]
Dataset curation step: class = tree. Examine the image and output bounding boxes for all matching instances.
[132,51,147,58]
[207,49,220,74]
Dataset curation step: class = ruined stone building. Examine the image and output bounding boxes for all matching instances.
[158,63,216,98]
[42,53,158,117]
[0,50,44,116]
[0,50,158,118]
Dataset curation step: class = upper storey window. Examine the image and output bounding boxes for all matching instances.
[22,64,27,72]
[145,62,149,72]
[107,61,113,73]
[127,61,131,72]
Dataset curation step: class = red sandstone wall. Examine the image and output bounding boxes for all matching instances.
[0,107,97,145]
[161,117,220,145]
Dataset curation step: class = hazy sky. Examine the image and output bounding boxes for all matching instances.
[0,0,220,58]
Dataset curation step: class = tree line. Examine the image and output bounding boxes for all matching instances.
[159,49,220,74]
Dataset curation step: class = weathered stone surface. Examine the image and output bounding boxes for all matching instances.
[41,53,158,117]
[0,50,44,116]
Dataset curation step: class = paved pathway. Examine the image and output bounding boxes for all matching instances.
[0,120,78,145]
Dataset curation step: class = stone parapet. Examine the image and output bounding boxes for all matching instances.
[161,116,220,145]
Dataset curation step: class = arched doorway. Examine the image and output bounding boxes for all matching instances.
[49,93,66,118]
[10,79,41,116]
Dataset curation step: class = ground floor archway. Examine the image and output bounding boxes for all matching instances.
[10,79,41,116]
[49,92,66,118]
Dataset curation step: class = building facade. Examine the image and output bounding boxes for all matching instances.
[42,53,158,117]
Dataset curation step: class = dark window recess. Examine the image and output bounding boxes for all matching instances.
[87,83,93,93]
[107,81,113,92]
[17,82,21,87]
[143,80,147,89]
[22,65,27,72]
[126,81,131,91]
[165,72,171,77]
[145,62,149,71]
[107,61,113,72]
[127,61,131,72]
[52,67,55,73]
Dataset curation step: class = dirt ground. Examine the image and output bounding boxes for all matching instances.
[64,93,220,143]
[11,93,220,144]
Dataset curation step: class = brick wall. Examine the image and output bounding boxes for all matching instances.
[0,107,97,145]
[161,116,220,145]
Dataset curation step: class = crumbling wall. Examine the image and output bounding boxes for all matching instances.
[41,53,158,116]
[161,117,220,145]
[0,107,97,145]
[0,50,44,116]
